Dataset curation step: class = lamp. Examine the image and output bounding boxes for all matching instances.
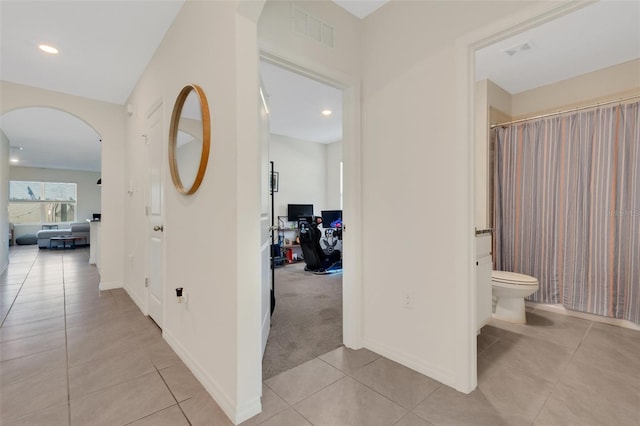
[96,178,102,186]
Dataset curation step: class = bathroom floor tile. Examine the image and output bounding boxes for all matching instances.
[478,331,574,384]
[534,381,640,426]
[477,354,554,425]
[413,385,508,426]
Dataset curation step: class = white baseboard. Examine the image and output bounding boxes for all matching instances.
[362,337,455,390]
[123,284,147,314]
[261,311,270,357]
[526,302,640,331]
[98,280,122,290]
[163,329,261,425]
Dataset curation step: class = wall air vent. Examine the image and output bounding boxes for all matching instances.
[503,41,534,57]
[291,4,335,48]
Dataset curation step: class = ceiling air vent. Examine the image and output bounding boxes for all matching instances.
[291,5,335,48]
[503,41,534,57]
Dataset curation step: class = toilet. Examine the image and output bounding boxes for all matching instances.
[491,270,539,324]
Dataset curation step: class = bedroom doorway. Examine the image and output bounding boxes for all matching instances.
[259,54,361,379]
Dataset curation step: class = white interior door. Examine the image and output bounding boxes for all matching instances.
[147,101,164,328]
[260,85,272,356]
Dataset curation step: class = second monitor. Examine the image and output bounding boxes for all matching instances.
[321,210,342,229]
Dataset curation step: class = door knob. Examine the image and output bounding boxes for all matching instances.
[153,225,164,232]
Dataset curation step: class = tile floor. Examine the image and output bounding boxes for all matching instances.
[2,245,639,425]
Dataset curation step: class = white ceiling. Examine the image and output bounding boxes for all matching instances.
[1,1,638,172]
[475,0,640,94]
[260,60,343,144]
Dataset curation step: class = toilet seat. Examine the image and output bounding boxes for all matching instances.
[491,270,538,286]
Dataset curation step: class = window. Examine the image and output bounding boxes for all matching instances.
[9,181,77,224]
[340,161,343,210]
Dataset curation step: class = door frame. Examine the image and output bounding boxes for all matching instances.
[455,0,590,392]
[259,50,363,349]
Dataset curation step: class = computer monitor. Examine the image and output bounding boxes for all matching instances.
[287,204,313,221]
[321,210,342,228]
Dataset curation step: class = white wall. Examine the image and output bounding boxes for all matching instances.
[360,0,542,392]
[0,81,125,290]
[123,1,264,423]
[0,131,9,273]
[9,166,101,224]
[511,58,640,117]
[270,134,327,219]
[326,141,342,209]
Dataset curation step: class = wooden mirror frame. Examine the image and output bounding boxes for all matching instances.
[168,84,211,195]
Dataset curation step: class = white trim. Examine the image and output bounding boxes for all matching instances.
[455,0,594,394]
[261,310,270,355]
[526,302,640,331]
[163,329,261,424]
[363,337,455,387]
[259,49,363,350]
[98,280,123,290]
[124,283,148,315]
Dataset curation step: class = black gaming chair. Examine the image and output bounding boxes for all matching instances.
[298,218,341,273]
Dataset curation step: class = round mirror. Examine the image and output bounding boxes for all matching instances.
[168,84,210,195]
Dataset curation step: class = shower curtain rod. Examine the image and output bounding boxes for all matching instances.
[490,94,640,129]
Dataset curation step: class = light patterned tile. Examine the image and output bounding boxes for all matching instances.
[240,385,288,426]
[0,330,66,361]
[318,346,380,375]
[68,348,156,399]
[265,358,344,404]
[0,369,68,423]
[256,408,311,426]
[294,377,407,426]
[413,385,508,426]
[179,390,234,426]
[0,317,64,342]
[159,362,206,402]
[70,372,175,426]
[0,347,67,386]
[394,412,434,426]
[2,403,69,426]
[351,357,440,409]
[128,405,190,426]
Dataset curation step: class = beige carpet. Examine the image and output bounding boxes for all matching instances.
[262,262,343,380]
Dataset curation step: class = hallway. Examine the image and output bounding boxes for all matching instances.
[2,246,639,425]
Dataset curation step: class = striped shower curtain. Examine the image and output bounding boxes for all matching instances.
[494,101,640,323]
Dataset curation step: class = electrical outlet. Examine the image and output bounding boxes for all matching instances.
[402,293,413,309]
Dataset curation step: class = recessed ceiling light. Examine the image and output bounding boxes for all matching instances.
[10,158,19,163]
[322,109,332,116]
[38,44,59,54]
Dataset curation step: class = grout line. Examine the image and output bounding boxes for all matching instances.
[0,253,38,328]
[154,363,194,426]
[61,250,73,426]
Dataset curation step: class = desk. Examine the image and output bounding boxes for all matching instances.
[281,244,303,262]
[49,236,85,249]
